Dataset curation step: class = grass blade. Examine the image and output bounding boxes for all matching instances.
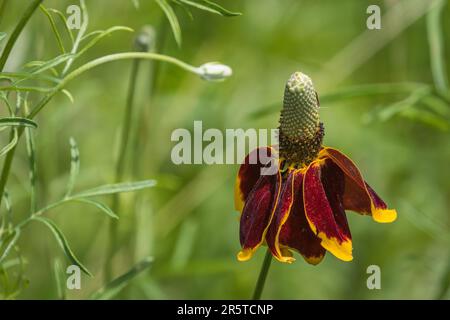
[71,198,118,219]
[32,216,92,276]
[27,53,75,76]
[78,26,133,57]
[25,125,37,213]
[0,117,37,129]
[39,4,66,54]
[426,0,449,98]
[155,0,182,47]
[178,0,241,16]
[0,129,18,157]
[65,137,79,197]
[91,256,153,300]
[0,0,43,71]
[53,258,66,300]
[47,8,74,45]
[72,180,156,198]
[0,229,20,264]
[0,32,6,43]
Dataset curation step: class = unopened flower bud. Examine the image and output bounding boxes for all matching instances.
[198,62,232,81]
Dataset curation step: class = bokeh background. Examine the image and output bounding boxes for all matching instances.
[0,0,449,299]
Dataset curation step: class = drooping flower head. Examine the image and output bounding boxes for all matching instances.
[234,72,397,264]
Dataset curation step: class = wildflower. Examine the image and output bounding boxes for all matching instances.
[234,72,397,264]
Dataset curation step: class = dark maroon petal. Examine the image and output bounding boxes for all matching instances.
[320,147,397,223]
[266,170,296,263]
[238,170,281,261]
[303,162,353,261]
[278,170,326,265]
[235,147,276,212]
[320,159,352,241]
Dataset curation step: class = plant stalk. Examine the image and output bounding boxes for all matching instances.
[252,249,273,300]
[0,0,43,71]
[105,57,141,282]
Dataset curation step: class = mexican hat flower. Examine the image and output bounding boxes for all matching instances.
[234,72,397,265]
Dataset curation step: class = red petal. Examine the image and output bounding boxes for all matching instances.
[303,161,353,261]
[320,147,397,223]
[234,147,276,212]
[278,170,326,265]
[265,170,296,263]
[238,171,281,261]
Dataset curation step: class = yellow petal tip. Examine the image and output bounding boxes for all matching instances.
[237,248,254,261]
[318,234,353,262]
[372,208,397,223]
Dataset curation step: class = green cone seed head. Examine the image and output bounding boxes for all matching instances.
[280,72,319,140]
[278,72,324,166]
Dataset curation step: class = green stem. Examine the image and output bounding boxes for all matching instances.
[0,52,201,209]
[0,0,7,25]
[252,249,272,300]
[426,0,449,99]
[0,0,43,71]
[105,57,141,282]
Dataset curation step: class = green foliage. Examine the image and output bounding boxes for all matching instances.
[155,0,241,46]
[91,256,153,299]
[0,0,448,300]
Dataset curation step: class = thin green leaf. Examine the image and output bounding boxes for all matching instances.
[71,198,118,219]
[177,0,241,17]
[39,4,66,54]
[25,125,37,213]
[155,0,182,47]
[377,87,431,121]
[61,89,74,103]
[0,71,61,84]
[0,117,37,129]
[53,258,66,300]
[27,53,74,76]
[401,108,449,131]
[0,32,6,43]
[200,0,241,16]
[32,216,92,276]
[172,0,194,20]
[47,8,74,44]
[1,189,12,232]
[0,229,20,264]
[0,85,52,93]
[1,258,22,271]
[91,256,153,300]
[0,92,13,115]
[65,137,79,197]
[427,0,449,98]
[78,26,133,57]
[73,180,156,198]
[0,129,18,158]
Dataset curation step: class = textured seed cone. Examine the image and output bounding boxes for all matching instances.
[279,72,324,166]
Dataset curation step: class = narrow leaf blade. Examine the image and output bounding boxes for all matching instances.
[155,0,182,46]
[73,180,156,198]
[71,198,118,219]
[0,117,37,129]
[91,256,153,300]
[32,216,92,276]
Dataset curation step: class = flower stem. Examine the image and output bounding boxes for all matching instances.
[105,57,141,282]
[0,0,43,71]
[252,249,272,300]
[104,28,155,282]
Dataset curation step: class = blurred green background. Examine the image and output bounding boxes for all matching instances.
[0,0,449,299]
